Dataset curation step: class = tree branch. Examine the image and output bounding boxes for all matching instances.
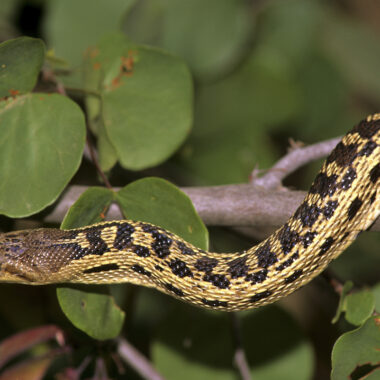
[251,136,341,189]
[42,133,379,232]
[44,184,380,232]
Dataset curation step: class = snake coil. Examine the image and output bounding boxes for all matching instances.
[0,115,379,311]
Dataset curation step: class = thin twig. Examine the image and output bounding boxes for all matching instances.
[251,136,341,189]
[230,313,251,380]
[117,338,165,380]
[86,133,113,191]
[94,357,109,380]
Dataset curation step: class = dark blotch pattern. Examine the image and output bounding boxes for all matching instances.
[359,140,377,156]
[340,168,357,190]
[203,273,230,289]
[319,237,334,256]
[255,241,278,268]
[155,265,164,272]
[250,290,272,303]
[301,232,317,248]
[176,241,196,256]
[278,224,300,255]
[327,142,358,167]
[323,201,339,219]
[169,259,193,278]
[276,252,299,272]
[348,197,363,220]
[85,228,110,256]
[351,118,380,139]
[131,264,151,277]
[295,203,321,227]
[202,299,228,308]
[370,192,376,204]
[83,263,119,274]
[370,163,380,184]
[284,269,303,284]
[245,269,268,284]
[195,257,218,272]
[132,244,150,258]
[227,257,248,278]
[113,223,135,250]
[310,173,338,198]
[151,231,172,259]
[164,283,184,297]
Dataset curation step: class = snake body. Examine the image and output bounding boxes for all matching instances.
[0,115,379,311]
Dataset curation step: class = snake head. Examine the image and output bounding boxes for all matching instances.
[0,229,67,283]
[0,230,35,283]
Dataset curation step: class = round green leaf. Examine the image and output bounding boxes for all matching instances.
[0,37,45,97]
[61,187,114,230]
[57,286,125,340]
[344,290,375,326]
[116,177,208,250]
[0,93,85,217]
[331,316,380,380]
[84,33,193,170]
[124,0,253,78]
[44,0,136,67]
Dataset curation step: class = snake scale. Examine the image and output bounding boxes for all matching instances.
[0,115,379,311]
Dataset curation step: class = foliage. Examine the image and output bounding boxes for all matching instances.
[0,0,380,379]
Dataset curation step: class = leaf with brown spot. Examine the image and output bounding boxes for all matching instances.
[331,316,380,380]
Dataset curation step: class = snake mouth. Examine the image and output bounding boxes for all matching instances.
[0,263,35,283]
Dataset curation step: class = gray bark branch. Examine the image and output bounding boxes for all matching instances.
[44,184,380,232]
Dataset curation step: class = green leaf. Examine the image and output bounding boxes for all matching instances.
[97,121,118,172]
[116,177,208,250]
[61,187,114,230]
[322,12,380,103]
[179,45,300,185]
[0,93,85,217]
[57,286,124,340]
[0,37,45,97]
[124,0,253,79]
[44,0,136,67]
[372,283,380,313]
[152,304,313,380]
[332,281,353,324]
[364,368,380,380]
[84,32,193,170]
[331,316,380,380]
[344,290,375,326]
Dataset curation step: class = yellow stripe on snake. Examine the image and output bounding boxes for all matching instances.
[0,115,379,311]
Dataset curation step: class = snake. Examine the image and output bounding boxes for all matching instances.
[0,115,379,311]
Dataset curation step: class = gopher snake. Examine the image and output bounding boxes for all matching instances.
[0,115,379,311]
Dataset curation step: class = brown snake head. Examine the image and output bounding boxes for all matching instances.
[0,229,77,283]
